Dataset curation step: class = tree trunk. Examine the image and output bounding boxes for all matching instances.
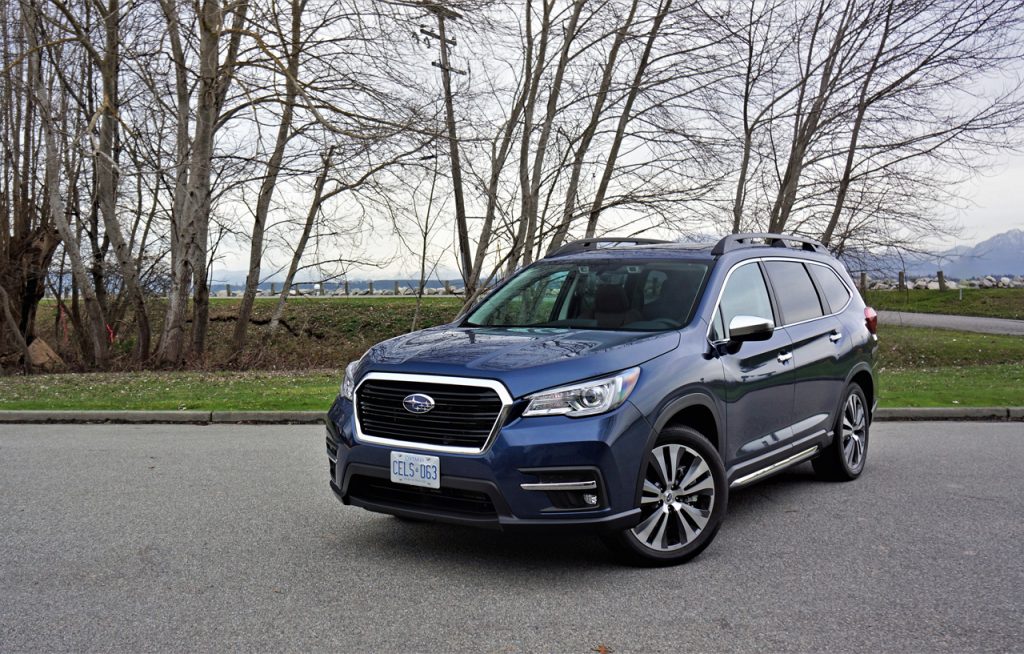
[232,0,302,354]
[0,284,29,371]
[521,0,584,266]
[156,0,197,365]
[767,2,853,234]
[584,0,672,238]
[21,0,110,366]
[547,0,638,253]
[192,0,248,358]
[822,0,893,247]
[507,0,551,274]
[186,0,222,359]
[0,224,58,365]
[94,0,151,360]
[269,150,336,332]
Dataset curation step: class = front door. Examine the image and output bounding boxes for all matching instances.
[712,261,795,464]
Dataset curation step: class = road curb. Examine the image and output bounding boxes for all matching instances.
[0,410,215,424]
[877,310,1024,336]
[874,407,1018,421]
[210,411,324,424]
[0,409,1020,424]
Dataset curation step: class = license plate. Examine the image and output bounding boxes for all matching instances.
[390,451,440,489]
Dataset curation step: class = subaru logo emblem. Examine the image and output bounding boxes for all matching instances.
[402,393,435,414]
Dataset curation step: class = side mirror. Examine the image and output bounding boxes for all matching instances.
[728,315,774,342]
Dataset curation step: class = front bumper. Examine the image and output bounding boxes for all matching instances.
[325,396,651,532]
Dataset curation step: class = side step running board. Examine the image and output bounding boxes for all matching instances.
[730,445,820,489]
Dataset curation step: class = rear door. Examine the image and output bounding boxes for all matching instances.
[763,260,844,438]
[713,261,795,464]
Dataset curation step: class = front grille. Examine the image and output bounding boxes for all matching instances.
[348,475,497,517]
[356,379,504,450]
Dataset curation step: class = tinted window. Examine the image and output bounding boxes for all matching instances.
[765,261,823,324]
[718,263,774,339]
[465,260,709,331]
[709,307,725,341]
[809,264,852,313]
[643,270,668,303]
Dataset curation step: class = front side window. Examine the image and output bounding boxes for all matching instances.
[465,260,710,331]
[716,262,774,340]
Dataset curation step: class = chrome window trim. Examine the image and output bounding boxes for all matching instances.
[353,371,513,455]
[706,256,854,344]
[804,260,854,316]
[705,260,773,345]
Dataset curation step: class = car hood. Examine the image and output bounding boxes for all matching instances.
[359,325,680,398]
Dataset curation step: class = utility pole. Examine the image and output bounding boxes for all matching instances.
[421,4,473,292]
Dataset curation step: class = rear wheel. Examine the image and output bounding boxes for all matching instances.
[813,384,869,481]
[603,426,727,566]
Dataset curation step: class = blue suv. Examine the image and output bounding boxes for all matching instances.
[325,233,878,565]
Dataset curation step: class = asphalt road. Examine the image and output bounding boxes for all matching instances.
[2,422,1022,653]
[878,310,1024,335]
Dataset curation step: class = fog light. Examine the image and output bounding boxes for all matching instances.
[582,493,599,506]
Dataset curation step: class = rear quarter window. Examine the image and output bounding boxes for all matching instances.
[809,264,852,313]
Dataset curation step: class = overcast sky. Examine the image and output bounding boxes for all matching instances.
[211,156,1022,282]
[947,153,1024,245]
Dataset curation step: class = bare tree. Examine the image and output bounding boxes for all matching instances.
[155,0,249,365]
[46,0,154,359]
[0,0,59,365]
[18,0,111,365]
[230,0,303,354]
[721,0,1024,252]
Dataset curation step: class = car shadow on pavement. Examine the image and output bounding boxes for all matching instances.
[340,515,619,570]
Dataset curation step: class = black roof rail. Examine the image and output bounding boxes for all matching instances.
[547,237,670,257]
[711,232,828,256]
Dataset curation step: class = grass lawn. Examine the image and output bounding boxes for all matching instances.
[1,324,1020,410]
[873,324,1024,407]
[0,370,341,411]
[865,288,1024,320]
[880,365,1022,408]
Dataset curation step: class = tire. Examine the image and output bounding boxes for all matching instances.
[812,384,869,481]
[602,425,728,566]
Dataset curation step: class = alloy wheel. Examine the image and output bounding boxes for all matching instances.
[632,444,716,552]
[841,392,867,472]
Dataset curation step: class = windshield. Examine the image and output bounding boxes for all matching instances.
[465,259,710,331]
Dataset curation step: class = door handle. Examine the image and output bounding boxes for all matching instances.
[777,352,793,364]
[829,331,842,343]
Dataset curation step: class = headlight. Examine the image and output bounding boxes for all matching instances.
[523,367,640,418]
[340,360,360,400]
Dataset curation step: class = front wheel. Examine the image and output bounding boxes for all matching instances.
[603,426,728,566]
[813,384,869,481]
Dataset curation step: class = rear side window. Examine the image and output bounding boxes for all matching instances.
[765,261,823,324]
[809,264,852,313]
[716,262,774,340]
